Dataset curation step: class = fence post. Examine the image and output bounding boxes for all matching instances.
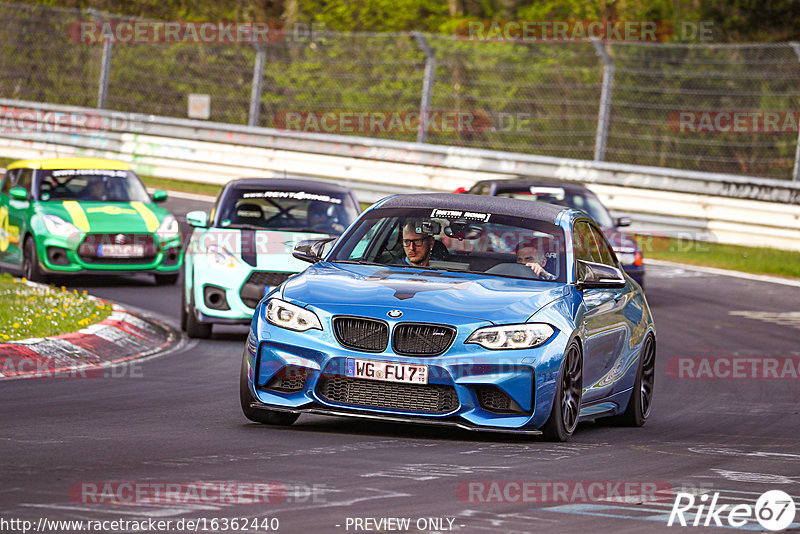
[89,9,112,109]
[790,42,800,182]
[412,32,436,144]
[248,45,267,127]
[592,40,615,162]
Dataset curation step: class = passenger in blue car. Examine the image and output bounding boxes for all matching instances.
[516,239,556,280]
[401,221,434,267]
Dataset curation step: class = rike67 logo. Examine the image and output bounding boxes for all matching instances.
[668,490,796,531]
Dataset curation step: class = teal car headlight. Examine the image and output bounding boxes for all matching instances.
[265,298,322,332]
[206,244,240,271]
[466,323,554,350]
[42,214,80,237]
[156,215,179,239]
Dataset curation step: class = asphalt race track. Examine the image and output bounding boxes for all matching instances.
[1,196,799,534]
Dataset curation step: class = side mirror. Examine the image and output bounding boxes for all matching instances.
[615,216,632,228]
[152,190,168,203]
[9,187,28,201]
[186,210,209,228]
[576,260,626,290]
[293,237,335,264]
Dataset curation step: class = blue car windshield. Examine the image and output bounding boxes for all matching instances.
[215,187,359,235]
[331,207,567,283]
[38,169,151,202]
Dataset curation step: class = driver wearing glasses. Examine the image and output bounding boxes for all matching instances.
[401,221,434,267]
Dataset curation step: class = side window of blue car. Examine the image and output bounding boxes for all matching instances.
[573,221,600,264]
[589,226,617,267]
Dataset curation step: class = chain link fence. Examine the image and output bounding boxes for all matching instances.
[2,2,800,180]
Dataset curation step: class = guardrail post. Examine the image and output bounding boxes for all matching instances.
[412,32,436,144]
[248,45,267,127]
[89,9,112,109]
[592,40,615,162]
[790,42,800,182]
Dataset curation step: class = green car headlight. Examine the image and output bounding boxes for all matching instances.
[265,299,322,332]
[466,323,554,350]
[156,215,179,239]
[42,214,80,237]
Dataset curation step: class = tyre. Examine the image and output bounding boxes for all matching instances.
[541,342,582,442]
[154,273,179,285]
[180,287,188,332]
[184,289,212,339]
[601,334,655,427]
[22,236,46,283]
[239,352,299,426]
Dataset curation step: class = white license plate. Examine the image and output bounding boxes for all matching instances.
[345,358,428,384]
[98,244,145,257]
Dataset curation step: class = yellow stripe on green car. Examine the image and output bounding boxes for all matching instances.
[62,201,90,232]
[130,202,159,232]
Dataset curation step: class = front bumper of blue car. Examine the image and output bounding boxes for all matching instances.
[242,305,572,433]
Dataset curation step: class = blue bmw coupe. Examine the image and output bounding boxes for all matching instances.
[240,193,656,441]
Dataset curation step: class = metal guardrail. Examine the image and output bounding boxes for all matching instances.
[2,98,800,250]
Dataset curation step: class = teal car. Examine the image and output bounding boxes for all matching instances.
[181,178,359,338]
[0,158,182,284]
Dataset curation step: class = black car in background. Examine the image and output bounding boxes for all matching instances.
[458,178,645,288]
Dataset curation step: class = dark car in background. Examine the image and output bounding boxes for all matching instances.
[459,178,644,288]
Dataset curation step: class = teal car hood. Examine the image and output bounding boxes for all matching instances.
[195,227,331,271]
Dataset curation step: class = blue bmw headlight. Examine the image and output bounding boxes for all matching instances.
[466,323,554,350]
[265,298,322,332]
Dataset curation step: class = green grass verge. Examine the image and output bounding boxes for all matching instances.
[141,175,222,197]
[638,235,800,279]
[0,273,113,342]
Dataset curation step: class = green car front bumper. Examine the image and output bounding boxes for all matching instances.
[34,232,182,274]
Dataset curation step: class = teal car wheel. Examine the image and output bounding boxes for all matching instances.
[184,289,212,339]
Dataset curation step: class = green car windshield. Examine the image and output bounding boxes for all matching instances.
[216,186,359,235]
[37,169,152,202]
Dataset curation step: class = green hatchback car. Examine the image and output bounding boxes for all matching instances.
[0,158,182,284]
